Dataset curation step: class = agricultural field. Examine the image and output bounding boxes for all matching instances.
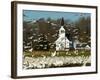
[23,50,91,69]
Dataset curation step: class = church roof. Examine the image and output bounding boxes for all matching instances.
[55,37,70,43]
[61,17,64,26]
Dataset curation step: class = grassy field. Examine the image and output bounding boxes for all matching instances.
[23,50,90,58]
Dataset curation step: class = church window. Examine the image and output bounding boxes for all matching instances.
[61,30,65,33]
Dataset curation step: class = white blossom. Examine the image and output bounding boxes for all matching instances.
[23,55,91,69]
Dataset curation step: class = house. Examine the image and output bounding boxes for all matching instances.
[74,41,90,50]
[55,18,72,51]
[85,45,90,50]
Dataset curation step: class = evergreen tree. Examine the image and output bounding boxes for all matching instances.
[23,22,34,52]
[34,34,50,51]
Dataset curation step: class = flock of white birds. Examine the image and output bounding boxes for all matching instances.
[23,52,91,69]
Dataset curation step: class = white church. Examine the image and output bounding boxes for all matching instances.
[55,18,72,51]
[55,18,90,51]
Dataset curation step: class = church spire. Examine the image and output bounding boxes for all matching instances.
[61,17,64,26]
[59,18,65,38]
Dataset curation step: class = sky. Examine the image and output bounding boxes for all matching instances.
[23,10,90,22]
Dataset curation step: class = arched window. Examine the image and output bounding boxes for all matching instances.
[61,30,65,33]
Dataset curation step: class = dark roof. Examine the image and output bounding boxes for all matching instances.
[61,17,64,26]
[65,33,73,41]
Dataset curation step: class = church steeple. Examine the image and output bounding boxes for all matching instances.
[59,18,65,37]
[61,17,64,26]
[55,17,70,51]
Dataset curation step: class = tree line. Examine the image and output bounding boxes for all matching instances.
[23,17,90,52]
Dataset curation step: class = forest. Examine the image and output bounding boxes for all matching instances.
[23,16,90,52]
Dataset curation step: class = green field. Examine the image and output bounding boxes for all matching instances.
[23,50,90,58]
